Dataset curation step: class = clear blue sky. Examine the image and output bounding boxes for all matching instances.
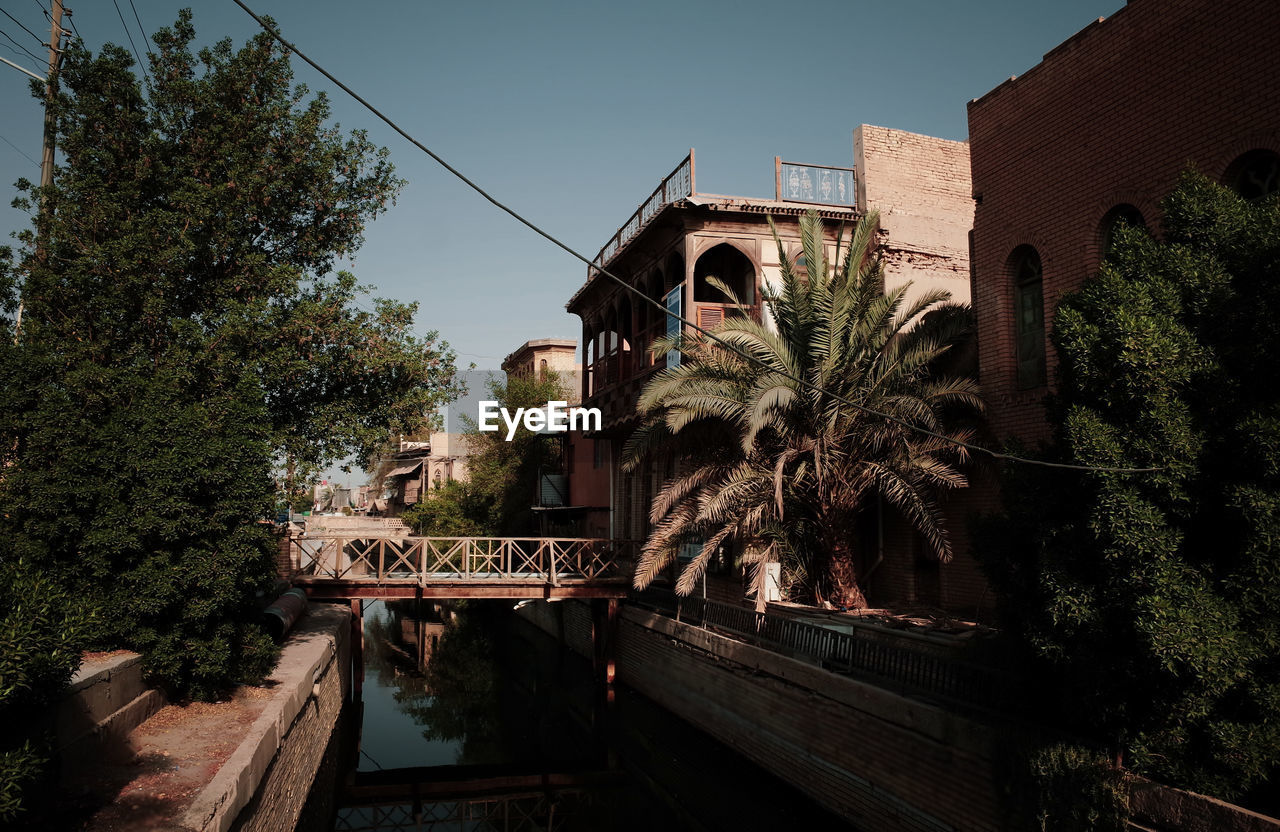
[0,0,1120,482]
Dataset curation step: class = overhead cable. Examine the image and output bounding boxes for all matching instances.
[110,0,148,86]
[0,130,39,165]
[0,23,41,64]
[230,0,1162,476]
[0,6,41,46]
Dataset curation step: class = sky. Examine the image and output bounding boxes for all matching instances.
[0,0,1122,484]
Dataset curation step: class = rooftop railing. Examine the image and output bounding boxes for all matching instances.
[588,151,694,281]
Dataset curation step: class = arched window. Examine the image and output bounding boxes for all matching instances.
[1099,204,1146,259]
[1225,149,1280,201]
[1011,246,1046,389]
[694,243,755,304]
[433,470,442,490]
[539,359,548,380]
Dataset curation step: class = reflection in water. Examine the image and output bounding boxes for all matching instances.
[316,600,858,832]
[364,601,510,767]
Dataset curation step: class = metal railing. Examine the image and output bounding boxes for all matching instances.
[286,535,635,585]
[588,151,694,280]
[632,588,1022,714]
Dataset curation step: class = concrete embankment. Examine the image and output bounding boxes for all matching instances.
[516,600,1280,832]
[518,599,1004,832]
[57,604,350,832]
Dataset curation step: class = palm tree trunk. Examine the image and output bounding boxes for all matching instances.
[816,532,868,610]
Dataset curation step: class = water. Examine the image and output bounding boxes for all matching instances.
[316,599,859,832]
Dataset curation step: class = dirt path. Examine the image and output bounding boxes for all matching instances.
[63,685,275,831]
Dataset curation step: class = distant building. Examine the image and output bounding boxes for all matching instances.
[564,137,973,602]
[373,432,474,516]
[501,338,580,397]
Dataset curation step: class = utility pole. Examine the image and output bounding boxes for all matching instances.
[39,0,64,190]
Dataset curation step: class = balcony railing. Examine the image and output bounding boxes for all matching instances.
[588,151,694,281]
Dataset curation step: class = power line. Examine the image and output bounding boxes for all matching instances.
[109,0,148,86]
[0,6,41,46]
[229,0,1162,476]
[125,0,154,66]
[0,130,38,166]
[0,23,42,64]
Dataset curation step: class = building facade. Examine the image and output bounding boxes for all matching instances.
[501,338,580,388]
[566,135,975,604]
[968,0,1280,447]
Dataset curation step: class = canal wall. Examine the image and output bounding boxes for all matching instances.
[181,603,351,832]
[519,599,1007,832]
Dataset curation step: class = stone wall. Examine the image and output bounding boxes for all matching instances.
[181,603,351,832]
[55,652,167,776]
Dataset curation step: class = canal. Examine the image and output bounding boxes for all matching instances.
[306,599,860,831]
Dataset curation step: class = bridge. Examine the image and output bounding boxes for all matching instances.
[333,763,618,831]
[278,524,629,700]
[281,531,634,600]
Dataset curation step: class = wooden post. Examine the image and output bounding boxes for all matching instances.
[40,0,64,192]
[350,598,364,700]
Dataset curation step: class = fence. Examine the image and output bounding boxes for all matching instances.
[631,588,1023,715]
[588,152,694,280]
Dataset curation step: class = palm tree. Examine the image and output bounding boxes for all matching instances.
[624,210,982,609]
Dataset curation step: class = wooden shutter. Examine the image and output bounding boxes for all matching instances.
[697,305,725,330]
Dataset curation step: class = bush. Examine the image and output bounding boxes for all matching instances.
[0,560,87,826]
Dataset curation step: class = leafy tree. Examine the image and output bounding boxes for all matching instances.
[0,13,460,699]
[401,480,486,536]
[400,370,572,537]
[975,171,1280,803]
[626,210,981,606]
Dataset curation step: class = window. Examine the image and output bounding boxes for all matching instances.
[539,359,548,380]
[1099,204,1146,258]
[1011,246,1046,389]
[1225,149,1280,201]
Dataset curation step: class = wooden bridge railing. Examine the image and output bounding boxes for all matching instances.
[283,534,635,586]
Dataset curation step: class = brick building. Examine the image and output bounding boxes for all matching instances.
[968,0,1280,447]
[933,0,1280,615]
[566,133,974,604]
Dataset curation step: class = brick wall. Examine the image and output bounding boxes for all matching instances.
[230,642,346,832]
[519,600,1007,831]
[183,604,351,832]
[855,124,973,310]
[967,0,1280,446]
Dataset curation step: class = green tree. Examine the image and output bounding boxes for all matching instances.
[626,210,981,606]
[0,12,461,699]
[401,480,486,536]
[0,560,88,828]
[976,171,1280,804]
[402,370,573,537]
